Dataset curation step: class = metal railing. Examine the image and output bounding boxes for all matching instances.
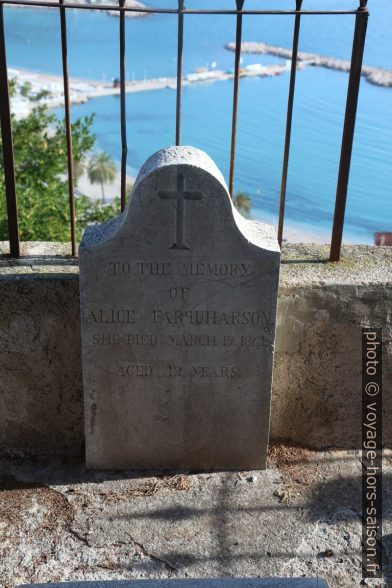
[0,0,369,260]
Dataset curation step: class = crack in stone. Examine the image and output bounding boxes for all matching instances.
[133,539,178,573]
[68,526,91,547]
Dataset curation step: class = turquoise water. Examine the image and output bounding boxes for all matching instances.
[4,0,392,241]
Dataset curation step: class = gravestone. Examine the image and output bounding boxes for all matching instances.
[79,146,280,470]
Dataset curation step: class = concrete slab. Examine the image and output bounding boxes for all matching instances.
[19,578,329,587]
[2,447,391,588]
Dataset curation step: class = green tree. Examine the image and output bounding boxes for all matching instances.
[74,157,86,182]
[234,191,252,217]
[77,195,121,227]
[20,81,32,98]
[0,80,120,242]
[87,151,117,203]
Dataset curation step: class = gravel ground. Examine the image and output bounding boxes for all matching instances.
[1,446,391,588]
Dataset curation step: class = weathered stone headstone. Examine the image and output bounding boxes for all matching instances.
[79,146,280,470]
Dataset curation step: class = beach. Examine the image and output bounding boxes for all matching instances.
[75,162,134,202]
[9,60,297,119]
[9,67,181,118]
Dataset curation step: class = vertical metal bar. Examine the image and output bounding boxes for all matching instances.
[229,0,245,199]
[175,0,185,146]
[0,3,20,257]
[277,0,302,247]
[119,0,127,211]
[330,0,368,262]
[59,0,77,257]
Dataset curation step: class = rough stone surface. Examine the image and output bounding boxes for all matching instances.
[19,578,329,587]
[79,147,280,470]
[0,245,83,458]
[1,447,390,588]
[272,285,390,448]
[0,243,391,456]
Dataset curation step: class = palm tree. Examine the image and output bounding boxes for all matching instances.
[73,157,86,182]
[234,191,252,217]
[87,151,117,203]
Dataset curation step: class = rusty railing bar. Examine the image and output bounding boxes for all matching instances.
[59,0,77,256]
[0,2,359,15]
[329,0,368,262]
[277,0,302,247]
[229,0,245,199]
[0,3,20,257]
[119,0,127,211]
[175,0,185,146]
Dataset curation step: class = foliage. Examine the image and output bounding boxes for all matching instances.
[234,191,252,216]
[0,81,121,242]
[77,196,121,227]
[8,78,17,97]
[20,81,32,98]
[87,151,117,203]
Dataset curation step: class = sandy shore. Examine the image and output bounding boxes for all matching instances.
[9,67,184,118]
[76,164,134,202]
[272,223,364,244]
[255,218,332,244]
[279,224,329,244]
[250,211,366,244]
[226,41,392,88]
[9,61,294,118]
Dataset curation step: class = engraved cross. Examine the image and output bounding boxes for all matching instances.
[158,173,203,250]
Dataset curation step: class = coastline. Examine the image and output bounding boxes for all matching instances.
[263,220,367,245]
[10,64,374,246]
[9,63,295,117]
[10,37,391,121]
[8,67,378,246]
[8,0,149,18]
[225,41,392,88]
[9,67,183,118]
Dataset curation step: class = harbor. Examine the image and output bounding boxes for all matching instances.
[9,61,295,117]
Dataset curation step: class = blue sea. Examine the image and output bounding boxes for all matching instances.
[4,0,392,242]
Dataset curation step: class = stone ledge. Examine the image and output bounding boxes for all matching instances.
[1,242,391,284]
[0,242,77,277]
[280,243,392,287]
[0,242,390,455]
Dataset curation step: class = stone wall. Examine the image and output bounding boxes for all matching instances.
[0,242,390,457]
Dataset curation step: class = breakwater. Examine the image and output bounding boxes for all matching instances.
[225,41,392,88]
